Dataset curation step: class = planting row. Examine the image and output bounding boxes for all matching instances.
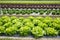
[1,8,60,15]
[1,1,60,4]
[0,16,60,38]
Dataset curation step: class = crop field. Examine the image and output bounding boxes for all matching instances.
[0,0,60,40]
[0,16,60,38]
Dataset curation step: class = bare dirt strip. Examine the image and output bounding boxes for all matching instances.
[0,4,60,9]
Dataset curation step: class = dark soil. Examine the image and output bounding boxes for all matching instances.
[0,4,60,9]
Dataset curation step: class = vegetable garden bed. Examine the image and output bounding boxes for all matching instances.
[0,16,60,38]
[0,0,60,40]
[0,8,60,15]
[0,11,60,40]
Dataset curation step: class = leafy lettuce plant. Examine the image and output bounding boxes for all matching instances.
[10,16,17,21]
[52,22,60,30]
[19,26,31,36]
[5,26,17,36]
[12,19,19,24]
[36,17,44,21]
[8,9,14,14]
[33,19,41,26]
[28,16,35,21]
[0,22,3,26]
[45,27,58,36]
[53,18,60,24]
[43,17,53,27]
[0,26,5,34]
[12,22,23,29]
[24,22,34,28]
[19,17,24,22]
[2,9,7,14]
[31,27,45,38]
[3,22,12,28]
[38,22,48,29]
[1,16,11,23]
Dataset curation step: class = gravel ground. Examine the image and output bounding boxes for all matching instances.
[0,36,60,40]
